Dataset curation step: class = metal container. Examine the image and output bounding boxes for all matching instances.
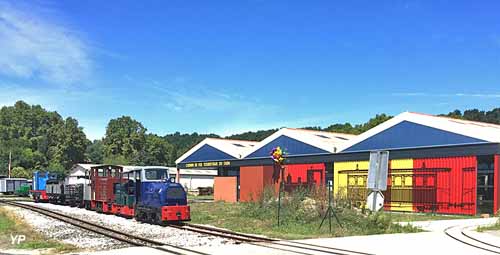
[413,156,477,215]
[0,178,28,194]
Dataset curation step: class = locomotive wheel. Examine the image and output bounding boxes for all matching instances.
[155,213,166,226]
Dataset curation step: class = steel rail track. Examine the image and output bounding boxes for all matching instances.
[0,201,208,255]
[444,225,500,254]
[173,223,374,255]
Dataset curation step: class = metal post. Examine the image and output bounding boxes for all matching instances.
[371,152,381,212]
[176,167,180,183]
[277,166,284,226]
[8,151,11,178]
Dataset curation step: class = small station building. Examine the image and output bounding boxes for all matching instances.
[176,112,500,215]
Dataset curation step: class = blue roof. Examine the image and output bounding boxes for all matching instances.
[343,121,487,152]
[245,135,329,158]
[181,144,236,163]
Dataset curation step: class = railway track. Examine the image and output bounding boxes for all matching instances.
[0,200,208,255]
[444,225,500,254]
[3,201,374,255]
[173,223,374,255]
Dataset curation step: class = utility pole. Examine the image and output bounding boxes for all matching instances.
[8,151,12,178]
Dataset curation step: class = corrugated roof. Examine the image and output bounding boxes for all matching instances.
[338,112,500,152]
[175,138,259,164]
[243,128,356,158]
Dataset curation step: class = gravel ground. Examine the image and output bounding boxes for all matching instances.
[18,202,234,248]
[3,204,127,251]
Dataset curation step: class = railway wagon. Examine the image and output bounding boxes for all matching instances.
[45,174,84,206]
[0,178,28,194]
[90,165,123,213]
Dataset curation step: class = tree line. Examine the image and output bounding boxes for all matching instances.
[0,100,498,178]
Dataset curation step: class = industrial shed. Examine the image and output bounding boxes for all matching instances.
[176,112,500,215]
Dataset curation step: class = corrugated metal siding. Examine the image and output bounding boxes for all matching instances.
[343,121,487,152]
[389,159,414,212]
[413,156,477,215]
[245,135,328,158]
[495,155,499,213]
[239,166,276,202]
[284,164,325,188]
[333,161,369,208]
[182,144,235,163]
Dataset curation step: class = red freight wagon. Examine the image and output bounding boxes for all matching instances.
[413,156,477,215]
[90,165,123,213]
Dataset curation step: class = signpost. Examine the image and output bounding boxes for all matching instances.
[366,151,389,212]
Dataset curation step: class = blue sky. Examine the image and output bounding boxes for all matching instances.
[0,1,499,140]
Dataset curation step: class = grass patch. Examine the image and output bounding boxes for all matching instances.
[190,188,421,239]
[477,219,500,232]
[386,212,476,222]
[188,194,214,200]
[0,205,77,253]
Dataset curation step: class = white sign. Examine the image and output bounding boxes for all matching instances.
[366,191,384,212]
[367,151,389,191]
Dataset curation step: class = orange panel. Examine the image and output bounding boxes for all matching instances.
[214,177,238,203]
[240,165,276,202]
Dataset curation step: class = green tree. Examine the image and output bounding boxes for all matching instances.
[86,139,104,163]
[142,134,173,165]
[52,117,88,169]
[103,116,147,164]
[11,166,31,179]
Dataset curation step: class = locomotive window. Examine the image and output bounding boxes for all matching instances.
[98,169,105,177]
[144,169,168,181]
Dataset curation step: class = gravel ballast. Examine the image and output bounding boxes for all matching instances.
[3,204,127,251]
[17,202,234,248]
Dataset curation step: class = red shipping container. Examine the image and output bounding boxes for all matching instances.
[413,156,477,215]
[495,155,499,213]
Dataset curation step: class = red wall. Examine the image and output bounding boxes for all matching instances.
[413,156,477,215]
[214,177,238,203]
[495,155,499,214]
[283,163,325,186]
[240,165,276,202]
[240,164,326,202]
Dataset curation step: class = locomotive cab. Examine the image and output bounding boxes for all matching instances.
[134,167,190,224]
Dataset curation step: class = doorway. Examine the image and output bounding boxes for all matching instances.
[477,155,494,214]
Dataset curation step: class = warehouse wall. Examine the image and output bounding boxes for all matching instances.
[332,156,478,215]
[413,156,477,215]
[214,177,238,203]
[389,159,414,212]
[333,160,370,208]
[239,165,276,202]
[283,163,325,191]
[495,155,499,213]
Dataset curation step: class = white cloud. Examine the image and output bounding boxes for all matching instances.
[0,2,91,85]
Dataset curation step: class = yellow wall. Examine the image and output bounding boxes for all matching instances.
[333,161,368,199]
[390,159,414,212]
